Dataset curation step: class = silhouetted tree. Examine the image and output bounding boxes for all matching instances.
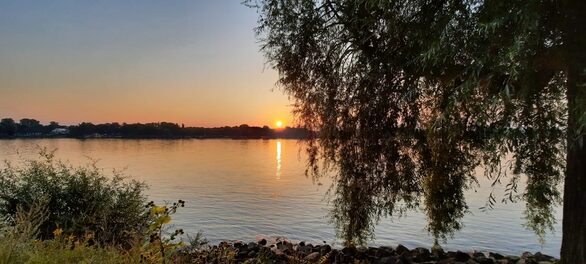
[250,0,585,261]
[18,118,42,135]
[0,118,17,136]
[95,122,121,136]
[44,121,61,134]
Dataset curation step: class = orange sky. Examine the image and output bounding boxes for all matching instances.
[0,1,293,128]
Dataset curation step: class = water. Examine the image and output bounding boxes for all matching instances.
[0,139,562,256]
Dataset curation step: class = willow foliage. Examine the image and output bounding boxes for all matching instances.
[247,0,578,247]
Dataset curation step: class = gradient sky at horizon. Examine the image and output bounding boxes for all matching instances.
[0,1,292,127]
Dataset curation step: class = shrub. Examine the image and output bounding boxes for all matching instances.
[0,149,149,247]
[0,196,191,264]
[0,236,136,264]
[141,200,187,263]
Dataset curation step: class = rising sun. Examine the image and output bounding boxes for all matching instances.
[275,120,283,128]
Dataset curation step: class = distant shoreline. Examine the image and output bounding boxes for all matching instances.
[0,118,311,140]
[0,136,307,140]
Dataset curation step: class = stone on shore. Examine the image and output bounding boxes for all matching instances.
[305,252,320,261]
[189,240,559,264]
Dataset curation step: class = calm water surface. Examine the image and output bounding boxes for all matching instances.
[0,139,562,256]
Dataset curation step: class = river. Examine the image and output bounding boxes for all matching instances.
[0,139,562,256]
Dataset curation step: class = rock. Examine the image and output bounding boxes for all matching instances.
[432,247,446,260]
[455,251,472,262]
[329,249,340,262]
[380,256,397,264]
[258,247,272,254]
[517,259,537,264]
[285,241,294,248]
[247,250,257,258]
[234,245,245,252]
[366,246,378,256]
[320,244,332,255]
[395,244,410,255]
[335,249,353,263]
[533,252,555,262]
[305,252,320,262]
[292,243,301,251]
[348,247,365,260]
[298,245,312,255]
[312,245,321,253]
[271,247,285,256]
[277,241,292,252]
[378,246,394,258]
[342,245,357,256]
[413,247,430,255]
[183,240,561,264]
[412,247,432,262]
[489,252,505,260]
[475,256,495,264]
[398,252,413,263]
[521,258,539,264]
[247,242,258,250]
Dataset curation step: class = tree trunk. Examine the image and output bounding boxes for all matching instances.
[561,1,586,262]
[562,93,586,262]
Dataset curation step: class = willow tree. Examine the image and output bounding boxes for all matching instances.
[249,0,585,261]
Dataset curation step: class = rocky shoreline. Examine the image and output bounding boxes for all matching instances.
[191,239,559,264]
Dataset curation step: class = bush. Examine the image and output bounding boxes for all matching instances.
[0,149,149,247]
[0,195,192,264]
[0,236,136,264]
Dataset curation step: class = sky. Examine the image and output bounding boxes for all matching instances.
[0,1,292,127]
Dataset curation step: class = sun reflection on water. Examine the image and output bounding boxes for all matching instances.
[276,141,281,180]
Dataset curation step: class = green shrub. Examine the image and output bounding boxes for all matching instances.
[0,149,149,247]
[141,200,187,263]
[0,195,190,264]
[0,237,137,264]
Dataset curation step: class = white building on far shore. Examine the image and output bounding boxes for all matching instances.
[50,128,69,135]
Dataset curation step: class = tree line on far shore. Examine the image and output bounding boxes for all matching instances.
[0,117,308,139]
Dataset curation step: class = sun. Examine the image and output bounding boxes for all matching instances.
[275,120,283,128]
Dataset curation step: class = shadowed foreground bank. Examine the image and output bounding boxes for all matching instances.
[0,238,560,264]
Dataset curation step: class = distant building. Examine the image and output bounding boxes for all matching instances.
[50,128,69,135]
